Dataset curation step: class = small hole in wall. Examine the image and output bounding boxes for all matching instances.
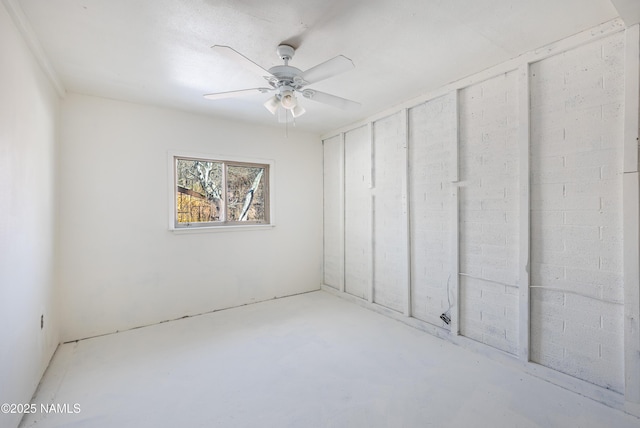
[41,314,44,330]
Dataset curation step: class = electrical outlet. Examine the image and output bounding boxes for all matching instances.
[440,313,451,325]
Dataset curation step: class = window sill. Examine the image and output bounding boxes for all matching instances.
[169,224,275,234]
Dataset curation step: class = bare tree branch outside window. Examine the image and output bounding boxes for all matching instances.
[175,157,269,227]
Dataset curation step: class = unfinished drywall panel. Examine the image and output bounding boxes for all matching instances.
[408,94,456,326]
[372,112,409,313]
[458,72,520,355]
[529,32,625,392]
[323,135,344,290]
[0,3,60,427]
[344,126,372,300]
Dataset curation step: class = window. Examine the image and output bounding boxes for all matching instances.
[170,154,272,229]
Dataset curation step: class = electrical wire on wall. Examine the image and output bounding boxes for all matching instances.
[440,273,453,326]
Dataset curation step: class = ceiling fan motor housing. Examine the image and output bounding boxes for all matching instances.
[268,47,306,113]
[268,66,305,89]
[276,44,295,62]
[204,44,359,115]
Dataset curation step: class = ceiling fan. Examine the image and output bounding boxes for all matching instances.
[204,44,360,122]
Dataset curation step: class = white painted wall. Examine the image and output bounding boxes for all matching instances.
[529,32,626,392]
[344,125,372,300]
[58,93,323,342]
[408,94,456,327]
[322,135,344,291]
[372,113,409,313]
[0,4,60,428]
[322,23,639,413]
[458,71,520,355]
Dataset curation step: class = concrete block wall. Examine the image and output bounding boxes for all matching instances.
[458,71,520,355]
[344,126,372,300]
[408,94,456,326]
[322,135,343,290]
[322,22,637,410]
[529,32,625,392]
[372,112,409,313]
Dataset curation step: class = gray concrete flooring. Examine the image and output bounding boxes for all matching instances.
[19,291,640,427]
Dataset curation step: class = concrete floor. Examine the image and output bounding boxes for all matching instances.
[19,291,640,428]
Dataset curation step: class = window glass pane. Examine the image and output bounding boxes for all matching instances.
[226,165,267,222]
[176,159,223,223]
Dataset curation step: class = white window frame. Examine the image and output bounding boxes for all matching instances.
[168,151,275,232]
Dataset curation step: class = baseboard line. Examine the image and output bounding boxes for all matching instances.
[62,288,321,345]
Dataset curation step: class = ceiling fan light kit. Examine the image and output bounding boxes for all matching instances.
[279,90,297,109]
[204,44,360,124]
[291,105,306,118]
[262,96,278,114]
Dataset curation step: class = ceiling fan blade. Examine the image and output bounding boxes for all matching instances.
[211,45,274,78]
[203,88,272,100]
[301,89,360,111]
[301,55,354,84]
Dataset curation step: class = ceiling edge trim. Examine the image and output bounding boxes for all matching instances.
[2,0,66,98]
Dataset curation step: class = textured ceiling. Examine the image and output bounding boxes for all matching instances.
[16,0,621,134]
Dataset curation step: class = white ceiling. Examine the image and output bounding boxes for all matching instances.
[14,0,625,134]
